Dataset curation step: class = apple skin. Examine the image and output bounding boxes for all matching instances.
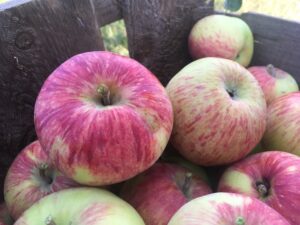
[4,140,79,220]
[188,14,254,67]
[34,51,173,186]
[0,203,13,225]
[261,92,300,155]
[248,65,299,105]
[168,192,291,225]
[120,162,212,225]
[166,57,266,166]
[14,187,145,225]
[218,151,300,225]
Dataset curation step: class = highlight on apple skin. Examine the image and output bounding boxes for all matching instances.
[4,140,78,220]
[168,192,291,225]
[120,162,212,225]
[188,14,254,67]
[34,51,174,186]
[14,187,146,225]
[166,57,267,166]
[262,92,300,156]
[248,64,299,105]
[218,151,300,225]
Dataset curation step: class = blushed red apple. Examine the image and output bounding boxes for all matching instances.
[120,162,212,225]
[4,140,78,220]
[166,57,266,166]
[34,51,173,186]
[218,151,300,225]
[168,192,290,225]
[248,64,298,105]
[188,14,254,67]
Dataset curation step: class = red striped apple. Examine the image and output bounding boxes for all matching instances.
[4,140,78,220]
[168,192,291,225]
[34,51,173,186]
[166,57,266,166]
[248,64,298,105]
[120,162,212,225]
[218,151,300,225]
[14,187,145,225]
[0,203,13,225]
[262,92,300,155]
[188,14,254,67]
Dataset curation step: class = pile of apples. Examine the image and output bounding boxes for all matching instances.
[2,14,300,225]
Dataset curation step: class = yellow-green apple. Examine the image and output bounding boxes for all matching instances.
[262,92,300,155]
[4,140,78,220]
[168,192,291,225]
[0,203,13,225]
[34,51,173,186]
[166,57,266,166]
[248,64,299,105]
[120,162,212,225]
[14,187,145,225]
[218,151,300,225]
[188,14,254,67]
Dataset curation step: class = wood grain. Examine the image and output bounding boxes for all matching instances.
[93,0,122,26]
[0,0,104,198]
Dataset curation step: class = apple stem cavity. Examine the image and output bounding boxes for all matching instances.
[256,180,270,198]
[266,64,276,77]
[182,172,193,196]
[45,215,57,225]
[97,84,111,106]
[39,163,53,185]
[235,216,245,225]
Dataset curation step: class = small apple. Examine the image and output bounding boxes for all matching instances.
[188,14,254,67]
[34,51,173,186]
[218,151,300,225]
[168,192,290,225]
[0,203,13,225]
[14,187,145,225]
[120,162,212,225]
[248,64,299,105]
[166,57,266,166]
[262,92,300,155]
[4,140,78,220]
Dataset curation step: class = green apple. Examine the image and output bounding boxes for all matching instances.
[14,187,145,225]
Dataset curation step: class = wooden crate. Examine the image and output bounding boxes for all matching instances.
[0,0,300,197]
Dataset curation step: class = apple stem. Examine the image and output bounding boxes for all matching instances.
[97,84,111,106]
[45,216,57,225]
[266,64,276,77]
[235,216,245,225]
[39,163,53,185]
[182,172,193,195]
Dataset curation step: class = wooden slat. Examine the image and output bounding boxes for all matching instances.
[0,0,104,199]
[93,0,122,26]
[241,12,300,82]
[121,0,213,86]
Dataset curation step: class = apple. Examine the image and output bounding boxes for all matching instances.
[248,64,299,105]
[4,140,79,220]
[34,51,173,186]
[120,162,212,225]
[168,192,291,225]
[261,92,300,155]
[188,14,254,67]
[14,187,145,225]
[0,203,13,225]
[166,57,266,166]
[218,151,300,225]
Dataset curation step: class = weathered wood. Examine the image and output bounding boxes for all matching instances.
[93,0,122,26]
[0,0,104,198]
[121,0,213,86]
[241,13,300,82]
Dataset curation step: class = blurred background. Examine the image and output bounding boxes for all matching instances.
[101,0,300,56]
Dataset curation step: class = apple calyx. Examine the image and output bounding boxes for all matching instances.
[97,84,111,106]
[256,180,270,199]
[39,163,54,185]
[45,215,56,225]
[266,64,277,77]
[182,172,193,197]
[235,216,245,225]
